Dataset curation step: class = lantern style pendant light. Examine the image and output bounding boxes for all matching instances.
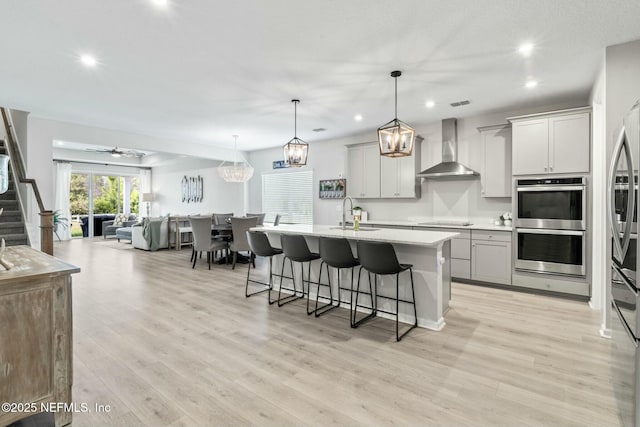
[377,70,415,157]
[217,135,254,183]
[283,99,309,167]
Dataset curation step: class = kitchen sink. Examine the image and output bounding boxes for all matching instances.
[329,227,380,232]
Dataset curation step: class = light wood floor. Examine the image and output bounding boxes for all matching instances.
[53,238,621,427]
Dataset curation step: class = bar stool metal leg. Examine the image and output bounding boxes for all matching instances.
[396,268,418,342]
[277,256,304,307]
[352,267,377,328]
[311,261,338,317]
[245,252,275,300]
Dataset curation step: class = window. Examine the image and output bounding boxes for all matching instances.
[262,170,313,225]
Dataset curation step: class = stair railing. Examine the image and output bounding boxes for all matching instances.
[0,107,53,255]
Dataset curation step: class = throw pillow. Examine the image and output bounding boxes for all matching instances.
[113,213,127,226]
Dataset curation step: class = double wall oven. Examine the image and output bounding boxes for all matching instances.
[609,101,640,427]
[515,177,587,276]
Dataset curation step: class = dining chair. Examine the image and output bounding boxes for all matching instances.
[213,213,234,225]
[245,213,266,225]
[229,216,259,269]
[189,215,228,269]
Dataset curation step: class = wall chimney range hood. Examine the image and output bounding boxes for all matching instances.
[417,118,479,179]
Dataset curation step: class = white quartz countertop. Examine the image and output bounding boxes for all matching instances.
[252,224,458,247]
[348,219,512,232]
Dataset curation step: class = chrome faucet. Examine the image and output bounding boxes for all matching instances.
[342,196,354,230]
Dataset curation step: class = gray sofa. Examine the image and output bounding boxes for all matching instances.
[103,215,138,239]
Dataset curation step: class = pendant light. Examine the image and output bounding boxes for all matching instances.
[377,70,415,157]
[217,135,254,183]
[283,99,309,167]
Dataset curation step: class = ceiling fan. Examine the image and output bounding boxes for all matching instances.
[85,147,145,158]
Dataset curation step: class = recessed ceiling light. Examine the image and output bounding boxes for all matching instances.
[425,100,435,108]
[55,141,65,146]
[80,54,97,68]
[151,0,169,7]
[525,80,538,89]
[518,43,534,57]
[354,114,363,122]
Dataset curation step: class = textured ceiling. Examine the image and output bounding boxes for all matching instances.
[1,0,639,151]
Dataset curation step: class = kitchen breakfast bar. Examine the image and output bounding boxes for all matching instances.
[253,224,458,331]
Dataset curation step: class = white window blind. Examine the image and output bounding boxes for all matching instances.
[262,170,313,225]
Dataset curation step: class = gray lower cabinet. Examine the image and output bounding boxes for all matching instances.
[449,230,471,279]
[471,231,512,285]
[358,224,512,285]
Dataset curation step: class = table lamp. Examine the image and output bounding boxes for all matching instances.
[141,193,154,217]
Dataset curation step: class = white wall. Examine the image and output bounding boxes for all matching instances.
[151,157,244,217]
[20,116,243,229]
[589,59,607,332]
[247,99,587,225]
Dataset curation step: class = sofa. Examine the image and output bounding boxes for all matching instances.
[103,214,138,239]
[131,217,169,251]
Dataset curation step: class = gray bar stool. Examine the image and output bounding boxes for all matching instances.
[246,230,283,303]
[279,234,320,311]
[354,240,418,342]
[316,237,360,319]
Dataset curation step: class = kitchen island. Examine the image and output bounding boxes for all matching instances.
[252,224,458,330]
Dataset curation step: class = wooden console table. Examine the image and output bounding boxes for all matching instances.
[0,246,80,427]
[168,215,193,251]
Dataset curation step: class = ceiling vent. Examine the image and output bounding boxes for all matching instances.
[450,100,471,107]
[312,128,326,132]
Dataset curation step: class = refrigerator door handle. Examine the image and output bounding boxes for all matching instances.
[609,126,635,261]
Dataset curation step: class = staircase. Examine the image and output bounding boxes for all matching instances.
[0,140,29,246]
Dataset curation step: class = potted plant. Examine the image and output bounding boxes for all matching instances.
[336,180,345,198]
[53,210,69,241]
[500,212,512,226]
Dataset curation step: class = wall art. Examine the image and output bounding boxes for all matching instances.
[272,160,290,169]
[319,179,346,199]
[182,175,203,203]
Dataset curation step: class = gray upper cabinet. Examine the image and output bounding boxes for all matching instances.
[509,107,591,176]
[380,138,421,198]
[549,113,591,174]
[512,118,550,175]
[347,138,421,199]
[478,124,512,197]
[346,143,380,198]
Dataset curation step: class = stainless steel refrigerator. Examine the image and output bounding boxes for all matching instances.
[610,101,640,427]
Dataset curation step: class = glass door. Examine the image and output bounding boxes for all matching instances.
[70,173,89,238]
[69,172,141,238]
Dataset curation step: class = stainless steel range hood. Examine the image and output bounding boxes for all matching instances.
[417,118,479,178]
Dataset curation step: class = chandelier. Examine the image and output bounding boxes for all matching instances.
[377,70,415,157]
[283,99,309,167]
[217,135,254,183]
